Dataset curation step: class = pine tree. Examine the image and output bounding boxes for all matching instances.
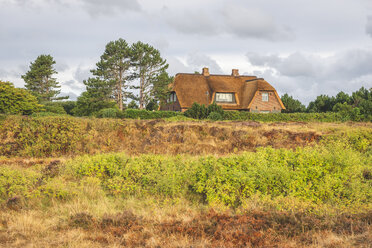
[131,41,168,109]
[91,38,134,110]
[21,54,65,102]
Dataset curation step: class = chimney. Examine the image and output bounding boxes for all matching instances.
[232,69,239,76]
[202,67,210,76]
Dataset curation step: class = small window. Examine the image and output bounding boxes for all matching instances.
[215,93,235,103]
[262,92,269,102]
[260,110,270,113]
[168,92,177,103]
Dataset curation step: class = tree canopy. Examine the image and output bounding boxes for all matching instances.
[280,94,306,113]
[131,41,168,109]
[21,54,66,102]
[0,81,42,115]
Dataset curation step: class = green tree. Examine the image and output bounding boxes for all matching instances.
[281,93,306,113]
[334,91,351,105]
[73,78,116,116]
[151,71,173,104]
[0,81,42,115]
[307,95,335,113]
[127,100,139,109]
[131,41,168,109]
[21,54,66,102]
[351,87,372,121]
[91,38,134,110]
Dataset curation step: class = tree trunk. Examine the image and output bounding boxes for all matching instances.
[118,70,123,111]
[139,73,144,109]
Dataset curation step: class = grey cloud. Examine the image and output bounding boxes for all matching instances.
[164,4,293,41]
[246,49,372,104]
[247,52,321,78]
[186,52,223,74]
[59,91,79,101]
[367,16,372,37]
[246,52,281,66]
[166,57,190,76]
[55,62,69,72]
[222,6,294,41]
[79,0,141,16]
[4,0,141,16]
[63,79,85,91]
[164,8,219,35]
[74,66,92,83]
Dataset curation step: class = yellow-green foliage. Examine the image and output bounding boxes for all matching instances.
[0,167,41,199]
[0,81,42,115]
[62,141,371,209]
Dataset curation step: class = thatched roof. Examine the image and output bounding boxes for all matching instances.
[171,69,284,110]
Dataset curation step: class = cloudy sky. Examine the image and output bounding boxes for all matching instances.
[1,0,372,104]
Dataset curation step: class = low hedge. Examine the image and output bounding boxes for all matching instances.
[121,109,182,119]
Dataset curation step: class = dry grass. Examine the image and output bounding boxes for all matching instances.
[3,118,370,158]
[1,198,370,248]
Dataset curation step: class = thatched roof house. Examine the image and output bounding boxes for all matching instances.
[160,68,285,113]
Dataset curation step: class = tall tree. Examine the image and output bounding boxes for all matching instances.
[91,38,134,110]
[131,41,168,109]
[281,93,306,113]
[73,77,116,116]
[21,54,65,102]
[151,71,173,104]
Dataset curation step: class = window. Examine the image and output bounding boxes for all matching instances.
[168,92,177,103]
[215,93,235,103]
[262,92,269,102]
[260,110,270,113]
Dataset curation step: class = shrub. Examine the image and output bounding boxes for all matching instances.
[63,142,372,208]
[41,102,67,114]
[122,109,180,119]
[207,103,224,116]
[0,167,41,201]
[96,108,120,118]
[184,103,208,119]
[0,81,42,115]
[208,111,223,121]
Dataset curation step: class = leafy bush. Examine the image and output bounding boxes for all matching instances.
[0,81,42,115]
[207,103,224,116]
[0,116,82,157]
[208,111,223,121]
[184,103,208,119]
[0,167,41,201]
[41,102,67,114]
[122,109,181,119]
[64,142,372,208]
[96,108,120,118]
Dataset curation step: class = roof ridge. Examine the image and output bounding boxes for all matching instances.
[176,73,257,77]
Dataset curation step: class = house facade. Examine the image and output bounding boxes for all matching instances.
[160,68,285,113]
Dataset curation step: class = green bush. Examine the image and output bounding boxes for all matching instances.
[0,81,42,115]
[41,102,67,114]
[96,108,120,118]
[208,111,223,121]
[0,167,41,201]
[64,140,372,208]
[207,103,224,116]
[184,103,208,119]
[122,109,181,119]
